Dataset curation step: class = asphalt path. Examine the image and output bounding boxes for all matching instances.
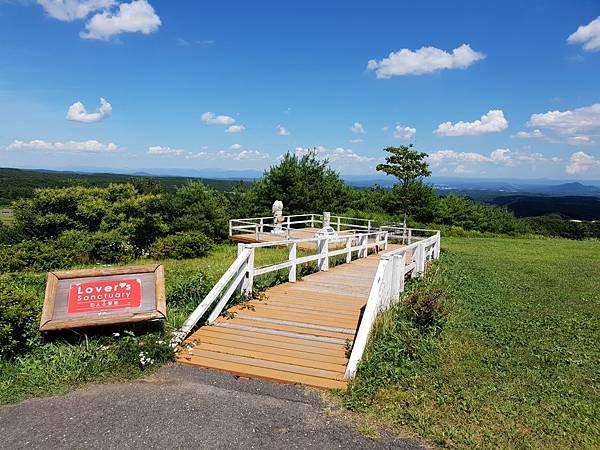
[0,364,426,449]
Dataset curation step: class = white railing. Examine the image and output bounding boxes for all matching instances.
[172,229,390,346]
[344,231,441,379]
[229,213,378,237]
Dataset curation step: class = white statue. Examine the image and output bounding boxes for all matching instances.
[271,200,285,235]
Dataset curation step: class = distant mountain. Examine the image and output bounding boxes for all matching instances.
[492,195,600,220]
[542,182,600,196]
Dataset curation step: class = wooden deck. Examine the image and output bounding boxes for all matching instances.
[230,227,355,250]
[176,244,406,389]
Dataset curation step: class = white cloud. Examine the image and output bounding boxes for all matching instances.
[6,139,120,153]
[527,104,600,141]
[217,149,268,160]
[434,109,508,136]
[349,138,364,144]
[201,111,235,125]
[225,124,245,133]
[276,125,290,136]
[367,44,484,78]
[147,145,184,156]
[567,16,600,51]
[428,148,553,168]
[37,0,115,21]
[66,97,112,123]
[80,0,161,40]
[350,122,365,134]
[513,129,544,139]
[566,151,600,175]
[393,124,416,139]
[229,143,242,150]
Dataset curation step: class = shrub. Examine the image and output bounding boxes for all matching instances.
[404,281,452,333]
[0,280,39,357]
[150,231,213,260]
[53,230,135,265]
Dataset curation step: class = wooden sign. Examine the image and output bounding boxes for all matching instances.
[40,264,166,331]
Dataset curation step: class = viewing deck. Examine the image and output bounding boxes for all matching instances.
[174,214,440,389]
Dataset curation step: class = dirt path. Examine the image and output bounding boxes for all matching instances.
[0,365,425,449]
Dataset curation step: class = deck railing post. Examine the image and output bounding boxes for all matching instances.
[288,242,297,282]
[368,220,372,232]
[286,215,290,230]
[359,234,368,258]
[408,229,412,244]
[337,216,341,232]
[310,214,315,228]
[229,220,233,237]
[434,231,441,259]
[345,236,352,263]
[384,231,389,250]
[317,236,329,271]
[259,218,264,233]
[417,242,426,274]
[241,247,255,295]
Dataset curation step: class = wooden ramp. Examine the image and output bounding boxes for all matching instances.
[177,245,405,389]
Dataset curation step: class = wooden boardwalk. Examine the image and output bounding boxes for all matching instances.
[230,227,355,250]
[177,245,404,389]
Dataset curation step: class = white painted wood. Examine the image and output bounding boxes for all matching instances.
[288,242,297,282]
[207,268,248,324]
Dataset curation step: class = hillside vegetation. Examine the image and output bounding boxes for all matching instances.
[345,237,600,449]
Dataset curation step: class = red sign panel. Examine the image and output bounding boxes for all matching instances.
[68,278,142,314]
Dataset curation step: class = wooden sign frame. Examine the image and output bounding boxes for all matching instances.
[40,264,166,331]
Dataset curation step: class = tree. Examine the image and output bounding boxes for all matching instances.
[376,145,432,225]
[251,150,349,214]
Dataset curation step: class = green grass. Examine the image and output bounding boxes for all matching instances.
[0,243,292,404]
[345,236,600,449]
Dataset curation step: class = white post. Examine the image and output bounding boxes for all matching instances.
[411,244,420,279]
[317,237,329,271]
[345,236,352,264]
[337,216,341,232]
[286,215,290,230]
[417,242,426,274]
[288,242,297,282]
[229,220,233,237]
[408,229,412,244]
[310,214,315,228]
[434,231,441,259]
[384,231,389,250]
[359,234,368,258]
[238,246,254,295]
[255,224,259,241]
[259,217,264,233]
[368,220,372,232]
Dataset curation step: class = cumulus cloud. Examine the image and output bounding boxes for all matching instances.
[350,122,365,134]
[428,148,554,169]
[393,124,416,139]
[349,138,364,144]
[567,16,600,51]
[434,110,508,136]
[526,104,600,145]
[566,151,600,175]
[80,0,161,40]
[513,129,544,139]
[276,125,290,136]
[6,139,120,153]
[201,111,235,125]
[229,143,242,150]
[216,149,268,160]
[147,145,184,156]
[367,44,484,78]
[37,0,115,21]
[225,125,245,133]
[66,97,112,122]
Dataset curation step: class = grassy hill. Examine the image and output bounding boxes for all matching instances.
[0,168,245,205]
[346,236,599,448]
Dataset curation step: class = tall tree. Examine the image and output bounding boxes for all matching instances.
[376,145,432,226]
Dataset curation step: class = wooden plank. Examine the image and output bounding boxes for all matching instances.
[177,354,347,390]
[250,302,359,318]
[214,322,349,345]
[192,327,346,356]
[194,334,349,364]
[230,306,359,328]
[182,349,344,380]
[190,343,347,372]
[232,314,356,334]
[219,318,354,340]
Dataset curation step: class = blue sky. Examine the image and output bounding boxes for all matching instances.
[1,0,600,179]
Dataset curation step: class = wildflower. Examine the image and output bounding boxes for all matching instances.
[112,332,120,337]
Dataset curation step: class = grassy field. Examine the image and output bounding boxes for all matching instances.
[0,243,292,404]
[346,236,600,449]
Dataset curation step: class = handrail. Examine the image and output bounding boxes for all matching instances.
[171,248,252,346]
[344,232,440,379]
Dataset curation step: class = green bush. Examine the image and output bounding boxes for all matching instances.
[0,280,40,357]
[150,231,213,260]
